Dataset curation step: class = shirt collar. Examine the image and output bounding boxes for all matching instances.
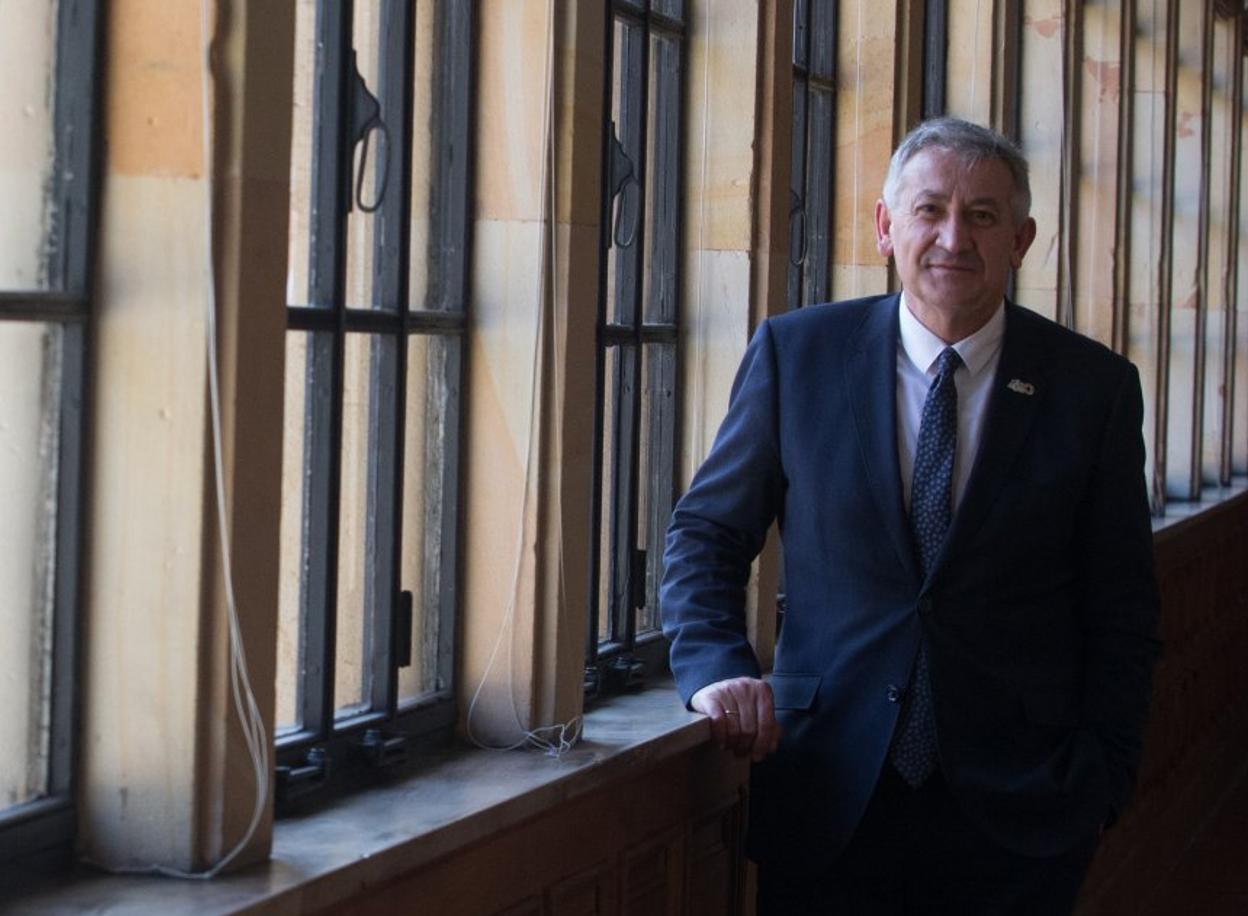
[897,292,1006,378]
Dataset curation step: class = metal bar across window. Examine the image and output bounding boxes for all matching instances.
[287,305,466,334]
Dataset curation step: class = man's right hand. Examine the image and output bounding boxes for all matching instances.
[689,676,781,763]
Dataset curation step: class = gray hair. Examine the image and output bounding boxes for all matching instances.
[882,117,1032,224]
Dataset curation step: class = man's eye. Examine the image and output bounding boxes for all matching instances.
[916,204,940,216]
[970,210,997,226]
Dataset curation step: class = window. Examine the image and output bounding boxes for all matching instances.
[786,0,837,310]
[276,0,472,801]
[0,0,102,870]
[588,0,686,695]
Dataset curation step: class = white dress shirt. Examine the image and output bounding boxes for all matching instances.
[896,293,1005,512]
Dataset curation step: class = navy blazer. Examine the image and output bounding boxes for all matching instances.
[661,294,1160,872]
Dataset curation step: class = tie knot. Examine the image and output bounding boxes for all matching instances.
[935,347,962,378]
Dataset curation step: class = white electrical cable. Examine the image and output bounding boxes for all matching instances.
[464,0,581,757]
[90,0,270,879]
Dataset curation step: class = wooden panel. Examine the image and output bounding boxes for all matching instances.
[619,830,683,915]
[684,801,744,916]
[1077,494,1248,915]
[548,864,612,916]
[495,898,544,916]
[331,749,746,916]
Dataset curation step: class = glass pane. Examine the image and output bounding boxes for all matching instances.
[805,86,834,305]
[597,345,623,645]
[1126,0,1169,506]
[0,0,58,290]
[1165,0,1206,499]
[285,0,317,306]
[652,0,684,22]
[787,77,809,310]
[637,342,676,635]
[345,2,385,310]
[335,333,390,719]
[792,0,809,68]
[1203,16,1234,486]
[1237,61,1248,476]
[810,0,836,81]
[276,332,310,736]
[407,0,437,311]
[609,17,645,327]
[644,31,681,326]
[0,322,62,810]
[398,334,454,703]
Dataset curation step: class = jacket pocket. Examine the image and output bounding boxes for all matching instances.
[770,672,821,711]
[1020,687,1080,728]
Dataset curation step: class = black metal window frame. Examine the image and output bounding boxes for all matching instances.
[923,0,948,119]
[0,0,103,874]
[786,0,837,310]
[277,0,473,805]
[587,0,686,697]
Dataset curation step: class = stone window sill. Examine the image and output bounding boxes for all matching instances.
[8,683,705,915]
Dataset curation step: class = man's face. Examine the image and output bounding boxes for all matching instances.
[874,147,1036,339]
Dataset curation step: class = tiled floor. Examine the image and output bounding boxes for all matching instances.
[1137,763,1248,916]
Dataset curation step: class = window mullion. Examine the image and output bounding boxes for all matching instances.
[619,17,653,655]
[588,9,617,666]
[298,0,356,739]
[366,0,415,718]
[48,0,103,811]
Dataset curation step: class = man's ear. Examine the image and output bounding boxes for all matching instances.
[875,199,894,258]
[1011,217,1037,268]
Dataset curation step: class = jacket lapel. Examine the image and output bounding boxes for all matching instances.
[845,295,920,583]
[935,302,1046,574]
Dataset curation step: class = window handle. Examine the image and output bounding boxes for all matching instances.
[396,590,413,669]
[346,50,390,214]
[788,189,808,268]
[608,124,640,249]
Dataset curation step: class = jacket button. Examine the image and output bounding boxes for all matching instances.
[886,685,901,703]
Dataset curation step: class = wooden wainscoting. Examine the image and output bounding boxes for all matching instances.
[327,742,748,916]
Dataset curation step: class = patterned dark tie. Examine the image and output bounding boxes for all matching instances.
[891,346,962,788]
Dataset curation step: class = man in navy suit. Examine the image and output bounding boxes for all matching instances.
[660,118,1159,914]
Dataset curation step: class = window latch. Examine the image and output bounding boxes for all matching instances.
[630,547,647,611]
[789,189,808,267]
[359,729,409,768]
[396,590,413,669]
[275,746,329,806]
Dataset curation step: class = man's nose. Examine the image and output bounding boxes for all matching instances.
[936,215,971,252]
